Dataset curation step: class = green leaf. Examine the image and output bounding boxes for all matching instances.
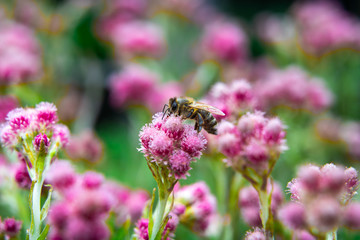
[148,188,156,237]
[40,185,53,221]
[36,224,50,240]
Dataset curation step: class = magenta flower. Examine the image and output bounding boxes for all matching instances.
[172,182,220,237]
[254,66,333,112]
[198,21,247,65]
[139,113,207,180]
[245,228,266,240]
[110,21,166,58]
[65,130,104,163]
[33,133,50,152]
[2,218,22,237]
[280,163,360,236]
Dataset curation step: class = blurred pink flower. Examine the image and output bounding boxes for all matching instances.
[111,21,166,58]
[254,66,333,112]
[197,21,247,65]
[0,95,18,122]
[1,218,22,238]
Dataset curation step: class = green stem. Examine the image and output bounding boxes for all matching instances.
[258,188,274,239]
[150,190,170,240]
[326,231,337,240]
[29,175,44,240]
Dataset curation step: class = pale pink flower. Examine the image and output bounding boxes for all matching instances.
[2,218,22,238]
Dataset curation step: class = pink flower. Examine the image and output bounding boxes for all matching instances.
[343,202,360,230]
[52,124,70,147]
[135,218,149,240]
[245,228,266,240]
[307,197,341,232]
[48,202,71,229]
[6,108,32,133]
[244,140,269,165]
[278,202,306,230]
[34,102,58,130]
[169,150,192,179]
[111,21,165,58]
[162,116,185,140]
[66,130,103,163]
[149,132,173,159]
[14,160,32,189]
[82,171,104,189]
[181,133,207,158]
[2,218,22,237]
[199,21,247,64]
[63,218,109,240]
[46,160,77,192]
[0,95,18,122]
[33,133,50,151]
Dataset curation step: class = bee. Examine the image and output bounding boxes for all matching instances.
[163,96,225,135]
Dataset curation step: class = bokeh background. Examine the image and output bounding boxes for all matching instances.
[0,0,360,239]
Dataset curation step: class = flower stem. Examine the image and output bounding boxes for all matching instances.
[258,188,274,239]
[29,174,44,240]
[150,190,169,240]
[326,231,337,240]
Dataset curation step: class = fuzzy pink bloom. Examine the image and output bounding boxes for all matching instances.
[48,202,71,229]
[0,125,17,147]
[0,96,18,122]
[127,190,149,221]
[343,202,360,230]
[0,22,41,84]
[109,65,158,108]
[244,140,269,164]
[6,108,32,133]
[217,132,242,158]
[111,21,165,58]
[2,218,22,237]
[135,218,149,240]
[199,21,247,64]
[52,124,70,147]
[14,160,32,189]
[344,167,359,194]
[64,218,110,240]
[46,160,77,191]
[278,202,306,230]
[139,113,206,179]
[262,118,286,144]
[82,171,104,189]
[66,130,103,163]
[307,197,341,232]
[245,228,266,240]
[242,207,262,227]
[33,133,50,151]
[293,231,316,240]
[254,66,332,112]
[297,165,321,193]
[169,150,192,179]
[34,102,58,129]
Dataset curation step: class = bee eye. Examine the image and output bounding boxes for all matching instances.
[171,102,177,111]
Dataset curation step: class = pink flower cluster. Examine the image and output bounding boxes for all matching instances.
[97,0,147,39]
[238,182,283,227]
[0,95,18,122]
[110,21,166,59]
[109,64,182,112]
[66,130,103,163]
[197,21,248,65]
[139,113,207,179]
[47,160,149,240]
[244,228,266,240]
[172,182,220,237]
[254,66,333,112]
[0,217,22,238]
[0,22,41,84]
[204,79,254,121]
[279,163,360,234]
[293,1,360,54]
[0,102,69,149]
[217,111,287,173]
[135,213,179,240]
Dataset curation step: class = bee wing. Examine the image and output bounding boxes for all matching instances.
[190,102,225,116]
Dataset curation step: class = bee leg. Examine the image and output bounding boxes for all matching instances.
[196,112,204,133]
[185,109,194,118]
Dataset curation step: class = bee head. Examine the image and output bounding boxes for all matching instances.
[169,97,178,113]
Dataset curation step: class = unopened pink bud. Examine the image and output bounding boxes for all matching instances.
[33,133,50,151]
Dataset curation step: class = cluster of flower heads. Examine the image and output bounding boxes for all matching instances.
[0,217,22,239]
[65,130,104,163]
[47,160,149,240]
[139,113,207,179]
[134,182,219,240]
[197,21,248,65]
[238,182,283,227]
[0,21,41,84]
[172,182,220,236]
[254,66,333,112]
[293,1,360,55]
[109,64,182,112]
[0,102,69,150]
[279,163,360,237]
[203,79,254,121]
[217,111,287,174]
